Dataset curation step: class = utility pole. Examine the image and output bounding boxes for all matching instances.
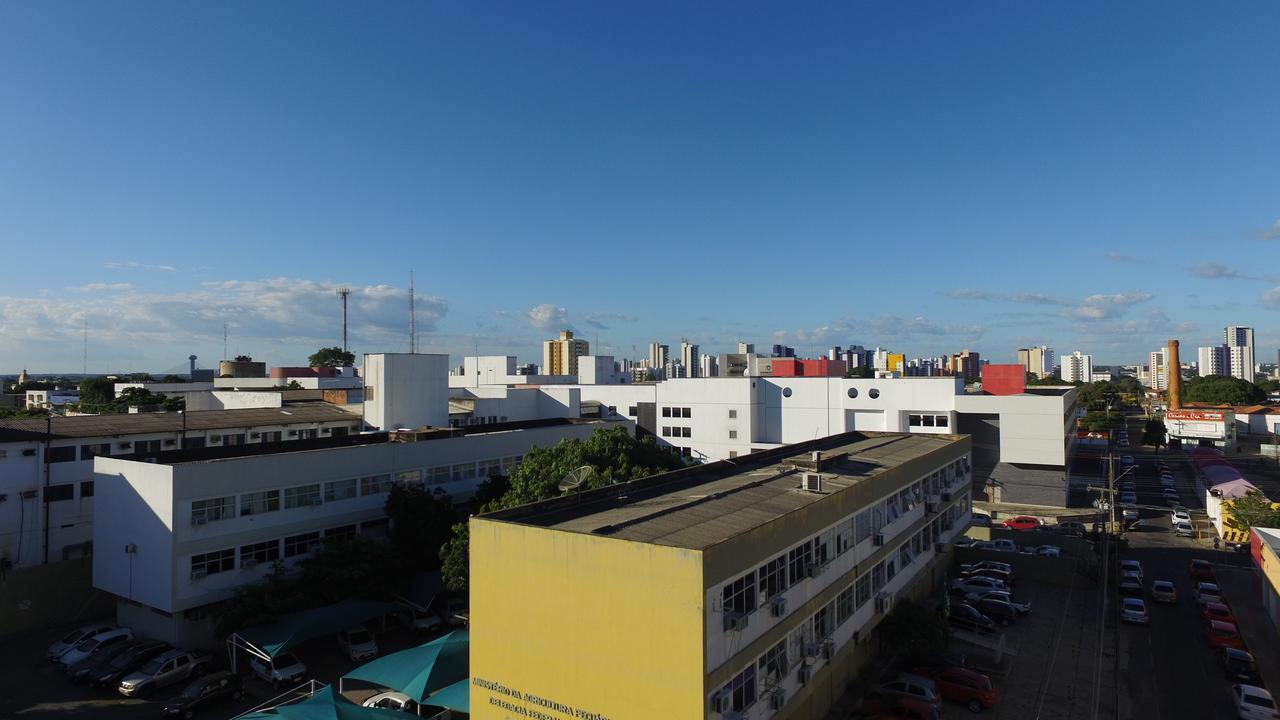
[408,271,416,354]
[336,287,351,353]
[223,322,228,361]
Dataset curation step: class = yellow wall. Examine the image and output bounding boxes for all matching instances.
[1259,534,1280,604]
[470,518,706,720]
[888,354,904,373]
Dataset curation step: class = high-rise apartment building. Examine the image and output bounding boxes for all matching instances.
[737,341,755,355]
[649,343,670,379]
[1017,346,1055,380]
[1148,349,1167,390]
[1059,351,1093,383]
[872,348,890,371]
[1224,326,1255,382]
[543,330,589,376]
[699,354,719,378]
[948,350,981,382]
[1198,345,1228,377]
[681,339,701,378]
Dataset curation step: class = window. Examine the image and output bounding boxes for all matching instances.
[478,459,502,480]
[396,470,422,487]
[260,431,282,443]
[325,524,357,541]
[46,446,76,463]
[324,478,357,502]
[298,429,318,440]
[80,480,94,498]
[661,427,671,437]
[923,415,936,427]
[909,414,922,427]
[788,540,814,581]
[758,641,789,684]
[191,548,234,577]
[240,540,280,567]
[44,484,74,502]
[728,451,738,458]
[240,490,280,516]
[182,436,206,450]
[662,407,671,417]
[847,387,858,398]
[682,407,691,418]
[837,585,855,625]
[223,433,246,446]
[721,665,756,712]
[936,415,949,428]
[856,572,872,609]
[192,496,234,523]
[728,409,737,419]
[360,518,390,539]
[427,467,451,486]
[722,570,757,616]
[360,474,391,495]
[729,430,737,439]
[813,602,834,639]
[835,518,853,555]
[607,406,616,415]
[450,463,477,483]
[899,544,912,568]
[283,532,321,558]
[855,510,872,543]
[283,484,321,509]
[80,443,111,460]
[782,387,793,398]
[681,427,691,438]
[364,385,375,402]
[872,563,885,593]
[758,554,788,600]
[885,555,898,581]
[627,406,638,416]
[869,388,880,399]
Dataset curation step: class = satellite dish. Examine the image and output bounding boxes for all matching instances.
[558,465,595,493]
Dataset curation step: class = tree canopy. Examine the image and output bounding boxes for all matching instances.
[1182,375,1266,406]
[308,346,356,368]
[1228,490,1280,534]
[78,376,115,408]
[845,366,873,379]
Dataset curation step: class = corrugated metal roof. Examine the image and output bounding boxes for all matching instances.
[0,403,359,442]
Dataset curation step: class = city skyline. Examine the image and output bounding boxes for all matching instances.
[3,3,1280,372]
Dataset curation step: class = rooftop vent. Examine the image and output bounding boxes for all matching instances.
[801,472,823,493]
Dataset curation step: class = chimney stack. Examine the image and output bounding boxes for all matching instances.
[1167,339,1182,410]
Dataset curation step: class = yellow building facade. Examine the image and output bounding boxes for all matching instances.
[470,431,973,720]
[542,330,589,376]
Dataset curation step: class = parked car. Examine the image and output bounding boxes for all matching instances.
[400,607,443,634]
[1032,545,1062,558]
[1055,521,1087,536]
[161,671,243,718]
[1206,620,1245,651]
[1118,573,1143,596]
[1195,582,1225,606]
[950,577,1009,596]
[988,539,1020,553]
[118,648,211,698]
[338,626,379,662]
[962,560,1014,575]
[363,691,420,713]
[1189,559,1215,580]
[1174,521,1195,537]
[969,514,993,528]
[58,628,134,668]
[1150,580,1178,604]
[852,695,941,720]
[250,652,307,689]
[1001,516,1041,531]
[948,604,996,634]
[445,597,468,626]
[1120,597,1149,625]
[65,640,137,682]
[1171,510,1191,524]
[46,623,117,661]
[1201,602,1235,624]
[1221,648,1261,683]
[1119,560,1143,580]
[88,640,171,688]
[1231,684,1276,720]
[954,536,975,547]
[912,666,996,713]
[960,567,1015,587]
[877,674,941,707]
[976,590,1031,614]
[974,598,1019,626]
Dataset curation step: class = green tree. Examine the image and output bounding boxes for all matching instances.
[845,366,873,379]
[1142,418,1167,447]
[78,376,115,408]
[308,347,356,368]
[386,484,459,571]
[1227,490,1280,533]
[283,380,304,390]
[1182,375,1265,406]
[162,374,184,383]
[1255,378,1280,394]
[0,407,50,419]
[878,599,948,662]
[440,522,470,593]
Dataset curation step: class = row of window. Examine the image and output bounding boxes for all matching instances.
[189,455,523,525]
[716,511,962,714]
[42,426,356,463]
[661,406,692,418]
[660,426,692,438]
[43,481,94,502]
[908,414,950,428]
[189,521,385,578]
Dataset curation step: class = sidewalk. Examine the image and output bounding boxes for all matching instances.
[1217,565,1280,695]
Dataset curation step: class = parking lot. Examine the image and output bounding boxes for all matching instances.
[0,613,453,718]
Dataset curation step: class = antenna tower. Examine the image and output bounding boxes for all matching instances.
[223,322,228,360]
[408,271,417,353]
[82,317,88,376]
[336,287,351,353]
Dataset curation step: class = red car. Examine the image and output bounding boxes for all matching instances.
[1190,559,1215,581]
[1207,620,1245,650]
[913,666,997,713]
[1002,516,1041,531]
[1201,602,1235,625]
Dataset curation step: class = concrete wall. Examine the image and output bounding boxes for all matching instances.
[363,353,449,431]
[0,559,115,641]
[92,459,176,613]
[185,390,284,411]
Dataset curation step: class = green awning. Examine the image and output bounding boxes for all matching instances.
[342,629,468,702]
[423,678,470,713]
[236,599,400,658]
[238,686,406,719]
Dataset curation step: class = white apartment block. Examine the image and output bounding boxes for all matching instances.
[1017,346,1055,380]
[92,418,615,647]
[1199,345,1228,377]
[1225,326,1256,382]
[1059,351,1093,383]
[681,340,701,378]
[1148,350,1167,390]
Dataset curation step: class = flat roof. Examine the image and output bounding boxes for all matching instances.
[482,431,964,550]
[0,403,359,442]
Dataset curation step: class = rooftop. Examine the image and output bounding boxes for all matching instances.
[482,430,965,550]
[0,403,360,443]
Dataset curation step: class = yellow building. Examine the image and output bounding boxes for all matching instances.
[1255,528,1280,632]
[887,353,905,374]
[470,430,973,720]
[542,330,589,376]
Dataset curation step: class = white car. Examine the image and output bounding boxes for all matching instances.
[1120,560,1143,581]
[364,691,420,713]
[338,626,378,662]
[250,652,307,689]
[977,590,1031,614]
[1231,684,1277,720]
[1175,521,1195,537]
[58,628,134,668]
[1120,597,1149,625]
[1171,510,1191,524]
[401,607,443,634]
[1195,582,1224,606]
[46,623,117,661]
[951,577,1009,595]
[1034,545,1062,558]
[988,539,1019,553]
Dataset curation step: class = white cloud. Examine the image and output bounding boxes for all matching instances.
[1252,219,1280,241]
[526,304,572,331]
[1264,287,1280,309]
[77,283,134,292]
[1066,292,1152,320]
[104,261,177,272]
[1105,252,1139,263]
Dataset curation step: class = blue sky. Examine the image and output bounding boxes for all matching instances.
[2,2,1279,374]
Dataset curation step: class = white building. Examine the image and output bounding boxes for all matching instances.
[363,353,449,430]
[699,354,718,378]
[1198,345,1228,377]
[680,340,700,378]
[92,418,616,646]
[1060,351,1094,383]
[1148,349,1167,390]
[1225,326,1256,382]
[1017,346,1055,380]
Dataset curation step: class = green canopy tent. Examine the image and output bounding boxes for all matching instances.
[238,686,407,719]
[340,630,469,703]
[422,678,469,714]
[227,599,400,672]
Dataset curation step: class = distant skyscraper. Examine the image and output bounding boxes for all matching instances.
[543,330,588,376]
[1198,345,1228,377]
[680,339,700,378]
[648,342,669,379]
[872,348,889,371]
[1059,351,1093,383]
[1148,349,1167,390]
[1017,346,1055,379]
[949,349,981,382]
[1224,326,1255,382]
[827,346,842,361]
[737,341,754,354]
[771,344,795,358]
[699,354,718,378]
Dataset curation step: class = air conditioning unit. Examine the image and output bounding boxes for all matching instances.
[801,472,823,493]
[190,568,208,579]
[804,562,821,579]
[723,611,749,632]
[770,595,787,618]
[250,432,261,439]
[123,543,137,554]
[821,640,836,660]
[925,501,939,514]
[119,442,133,450]
[797,665,812,685]
[191,516,208,526]
[242,558,259,569]
[310,497,323,507]
[769,688,787,710]
[163,439,176,446]
[875,592,893,614]
[942,491,954,501]
[710,690,730,714]
[803,642,820,658]
[873,533,886,547]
